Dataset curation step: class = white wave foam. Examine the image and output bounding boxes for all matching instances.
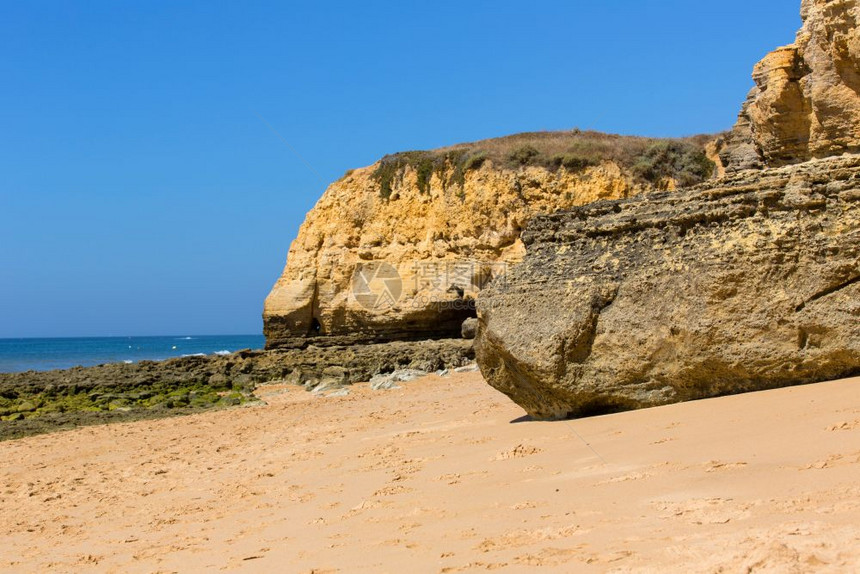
[214,350,231,356]
[181,353,206,358]
[123,360,133,364]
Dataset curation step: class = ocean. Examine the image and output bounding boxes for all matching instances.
[0,335,265,373]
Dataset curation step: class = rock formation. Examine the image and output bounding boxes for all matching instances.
[722,0,860,171]
[475,155,860,419]
[264,132,716,349]
[0,339,475,439]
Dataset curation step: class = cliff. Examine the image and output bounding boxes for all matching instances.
[722,0,860,171]
[475,155,860,419]
[474,0,860,419]
[264,132,717,349]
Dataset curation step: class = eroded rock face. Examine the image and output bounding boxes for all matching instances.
[722,0,860,171]
[263,133,715,349]
[476,156,860,419]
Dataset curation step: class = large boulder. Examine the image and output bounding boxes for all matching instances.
[722,0,860,171]
[264,132,717,349]
[475,155,860,420]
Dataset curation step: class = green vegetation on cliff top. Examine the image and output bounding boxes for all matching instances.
[369,129,718,199]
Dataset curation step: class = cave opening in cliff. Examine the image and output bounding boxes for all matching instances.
[309,317,321,336]
[430,297,477,339]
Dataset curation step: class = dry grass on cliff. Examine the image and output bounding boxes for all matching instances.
[370,129,722,199]
[443,129,715,170]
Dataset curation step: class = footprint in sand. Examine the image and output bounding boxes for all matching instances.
[650,437,675,445]
[653,497,753,525]
[514,546,584,567]
[287,485,315,503]
[440,562,508,573]
[803,452,860,470]
[372,484,412,497]
[597,471,653,485]
[826,420,860,431]
[436,473,462,485]
[704,460,749,473]
[493,444,543,461]
[475,524,583,553]
[290,450,324,462]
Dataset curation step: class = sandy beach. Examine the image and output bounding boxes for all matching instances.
[2,370,859,573]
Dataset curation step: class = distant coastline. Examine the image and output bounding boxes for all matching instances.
[0,335,265,373]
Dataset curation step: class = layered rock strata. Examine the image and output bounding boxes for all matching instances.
[722,0,860,171]
[475,155,860,419]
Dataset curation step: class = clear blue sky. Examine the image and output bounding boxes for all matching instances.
[0,1,800,338]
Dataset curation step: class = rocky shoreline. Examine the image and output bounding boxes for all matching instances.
[0,339,474,440]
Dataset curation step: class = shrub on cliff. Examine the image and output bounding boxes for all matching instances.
[463,152,487,172]
[373,151,435,198]
[507,145,541,166]
[633,141,715,187]
[373,150,473,198]
[548,154,596,172]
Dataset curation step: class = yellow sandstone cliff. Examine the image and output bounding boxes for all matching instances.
[722,0,860,170]
[263,132,716,348]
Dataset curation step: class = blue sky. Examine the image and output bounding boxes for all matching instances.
[0,1,801,338]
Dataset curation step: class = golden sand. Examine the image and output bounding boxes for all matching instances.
[2,371,859,572]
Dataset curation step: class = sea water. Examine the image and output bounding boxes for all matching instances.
[0,335,265,373]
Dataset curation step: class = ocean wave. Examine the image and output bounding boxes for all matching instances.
[181,353,206,358]
[214,350,231,356]
[176,337,194,340]
[123,360,133,364]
